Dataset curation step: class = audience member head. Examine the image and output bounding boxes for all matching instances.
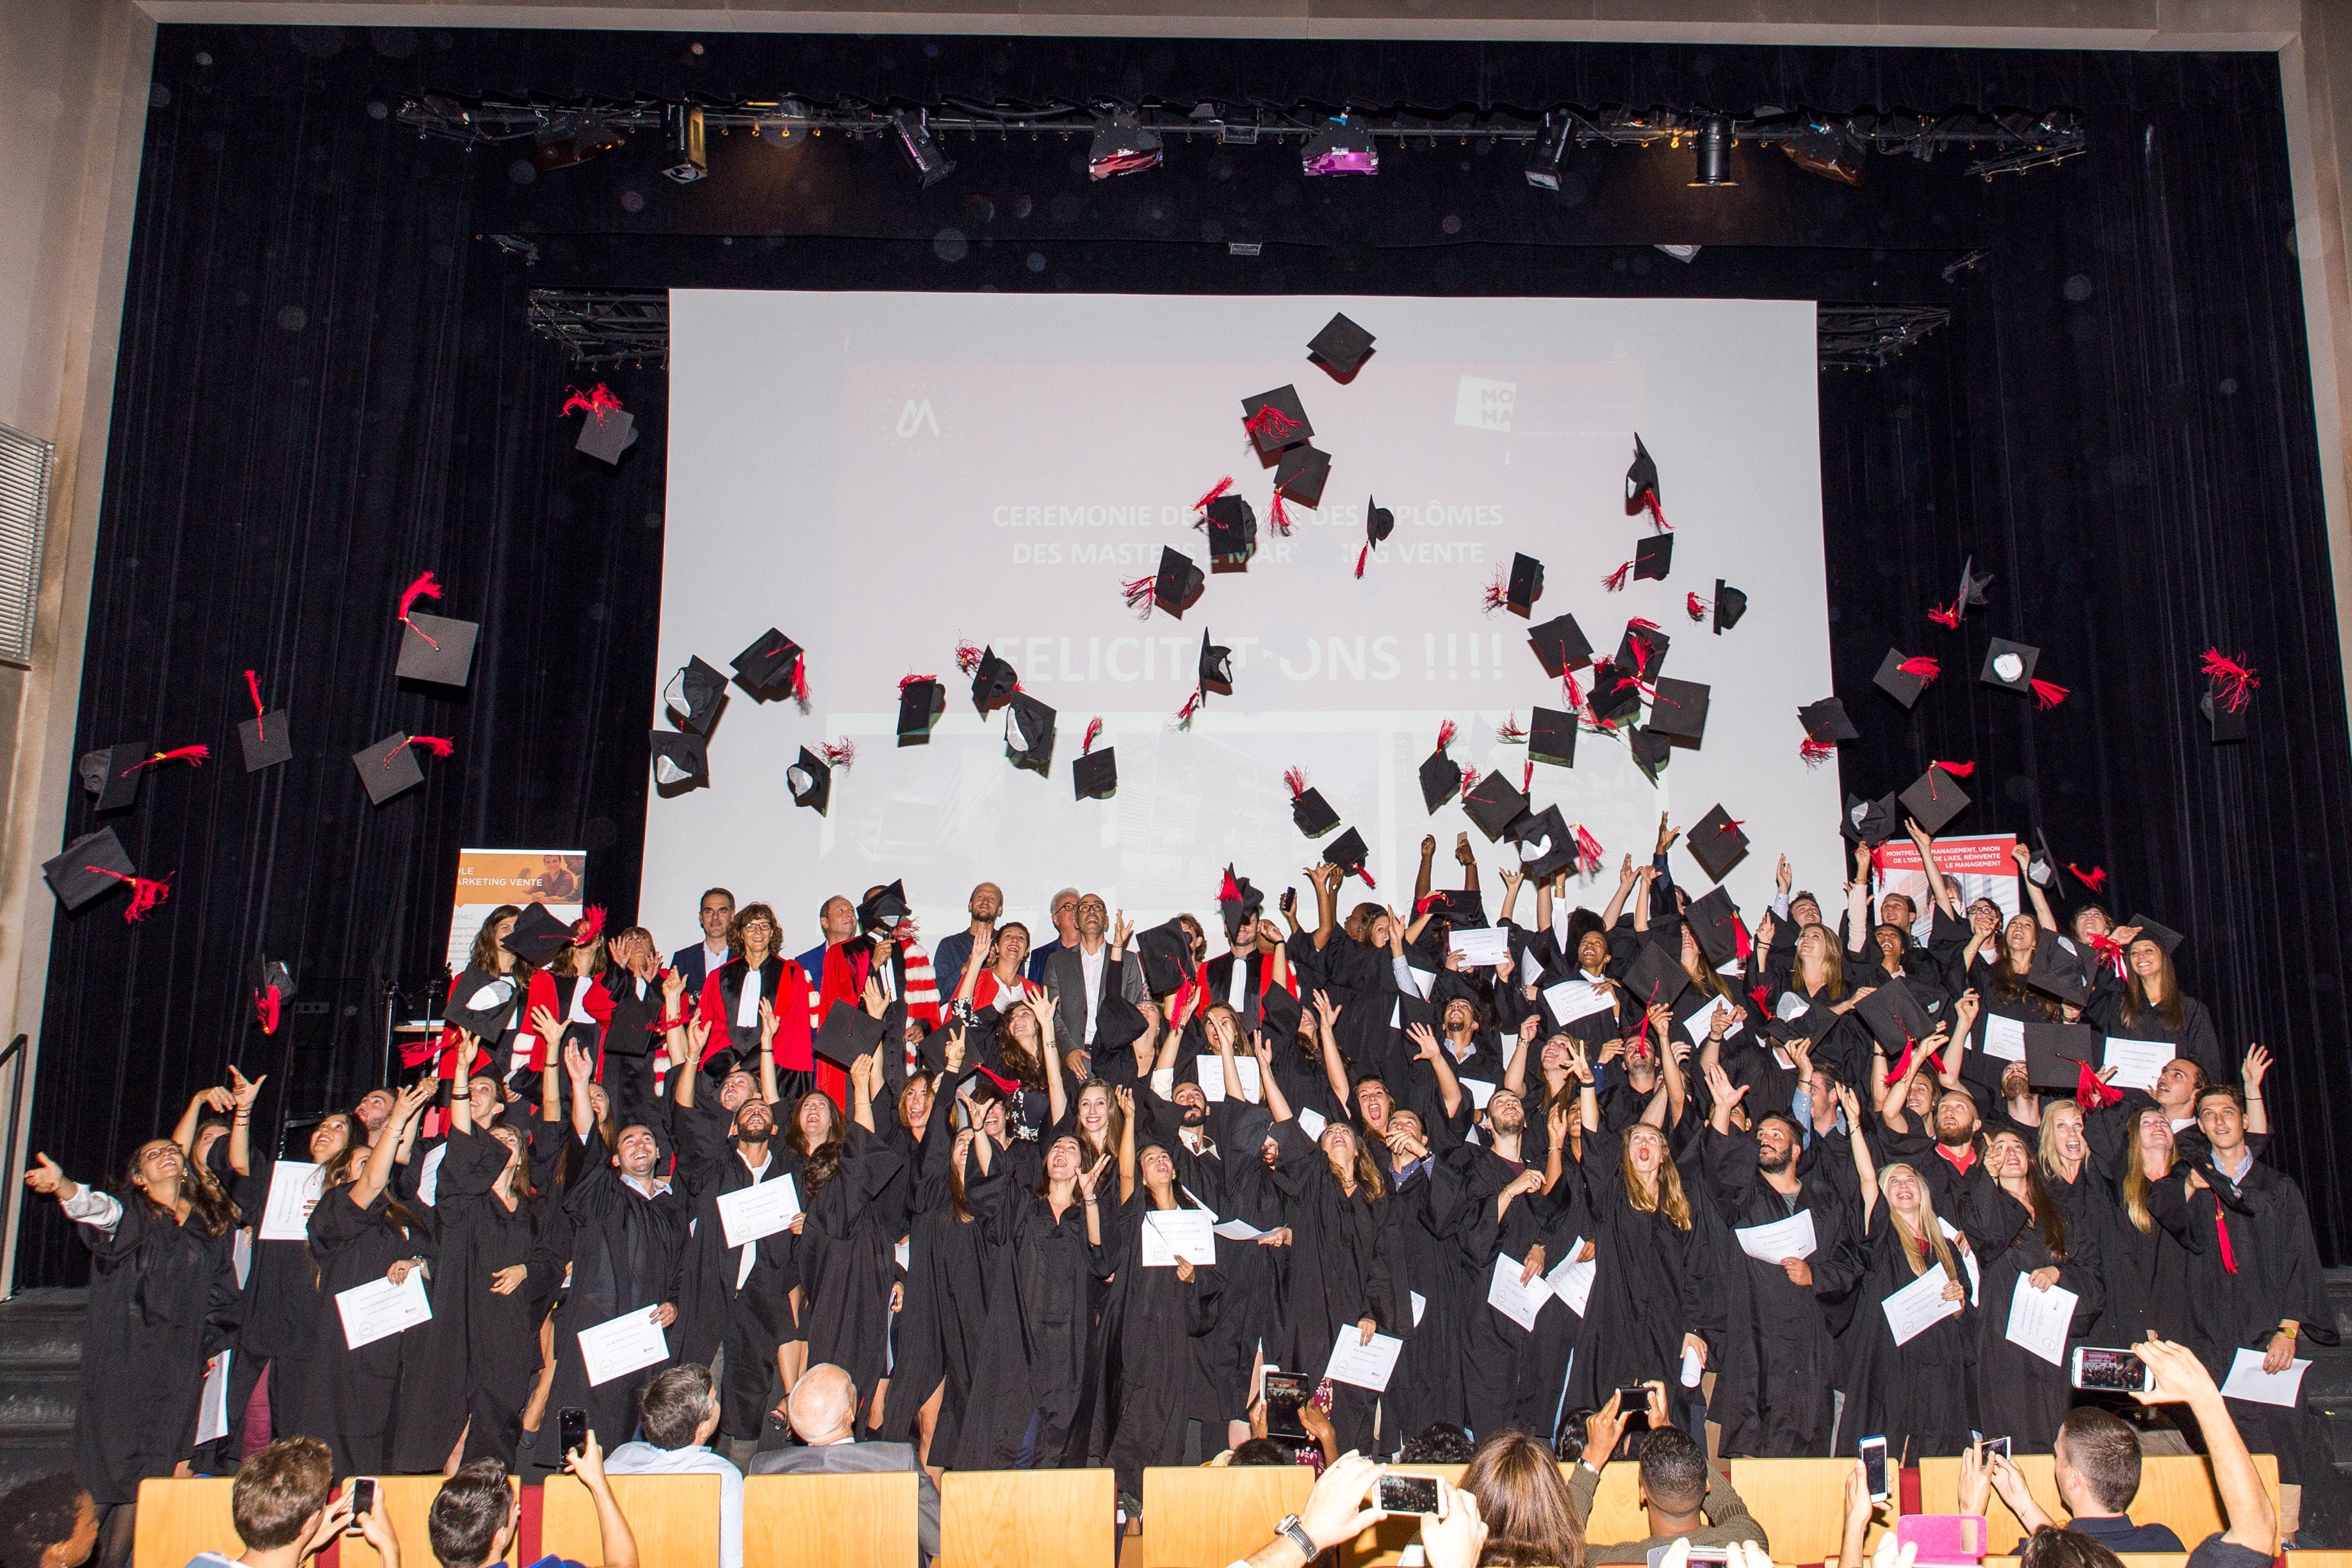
[818,894,856,943]
[0,1473,96,1568]
[230,1437,335,1555]
[2021,1525,2128,1568]
[1554,1411,1594,1466]
[1228,1439,1294,1467]
[468,905,524,974]
[1461,1430,1585,1568]
[1636,1426,1710,1521]
[1049,888,1081,945]
[2054,1406,2143,1517]
[637,1364,723,1451]
[787,1363,860,1446]
[1398,1422,1476,1464]
[427,1458,518,1568]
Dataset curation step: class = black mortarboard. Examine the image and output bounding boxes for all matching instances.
[1588,664,1646,724]
[1899,764,1972,836]
[2025,931,2091,1008]
[663,657,728,733]
[1218,868,1264,942]
[1200,630,1234,692]
[1647,677,1710,743]
[1616,621,1670,681]
[1634,534,1672,582]
[2025,1022,2105,1092]
[1204,494,1257,559]
[1418,744,1463,813]
[238,712,293,774]
[968,646,1020,714]
[785,746,831,812]
[1152,546,1205,616]
[1621,940,1692,1010]
[1687,805,1749,883]
[1422,888,1485,929]
[1363,497,1394,559]
[1841,792,1898,846]
[1798,699,1860,744]
[251,956,297,1006]
[2200,687,2249,744]
[1686,886,1745,967]
[650,730,709,789]
[1259,983,1303,1042]
[1322,826,1371,880]
[1091,991,1147,1051]
[396,614,478,688]
[1005,691,1056,769]
[1528,614,1592,678]
[1509,805,1579,881]
[731,629,806,700]
[858,881,910,932]
[354,733,424,806]
[1626,434,1662,513]
[1529,707,1578,768]
[1241,385,1313,455]
[897,678,944,744]
[1289,778,1339,836]
[79,744,143,813]
[1136,919,1195,995]
[1307,312,1375,377]
[1504,553,1544,616]
[503,904,576,966]
[2124,913,2184,956]
[445,964,522,1039]
[1712,580,1747,634]
[42,828,135,912]
[576,407,639,465]
[1274,444,1332,509]
[1874,648,1931,710]
[1629,727,1672,782]
[815,1002,891,1072]
[1980,638,2039,694]
[1073,746,1117,801]
[1955,556,1993,619]
[1855,976,1934,1053]
[1462,771,1530,840]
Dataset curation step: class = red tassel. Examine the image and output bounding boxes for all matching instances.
[1749,984,1772,1015]
[1640,491,1672,532]
[2214,1201,2239,1275]
[1900,656,1941,683]
[955,642,984,674]
[1243,405,1300,443]
[1459,766,1479,794]
[412,736,455,758]
[1800,738,1837,767]
[1191,476,1232,512]
[1122,576,1156,617]
[899,673,936,690]
[791,655,810,704]
[1354,544,1369,579]
[243,670,266,731]
[126,745,209,772]
[2075,1059,2125,1111]
[1522,761,1534,794]
[2030,678,2068,710]
[1686,592,1708,623]
[1269,489,1292,536]
[1482,573,1508,613]
[822,739,856,767]
[561,383,623,423]
[1719,817,1746,834]
[571,905,607,943]
[1733,917,1752,962]
[1927,602,1959,630]
[1283,765,1309,800]
[2067,863,2107,893]
[1218,869,1243,905]
[1562,670,1585,712]
[1932,759,1974,778]
[1434,720,1457,752]
[2086,931,2127,977]
[1628,618,1662,633]
[1414,893,1442,916]
[1082,718,1104,755]
[1574,824,1605,872]
[1882,1038,1919,1087]
[397,571,443,649]
[85,865,171,922]
[1602,560,1633,592]
[1355,863,1376,889]
[2200,648,2260,713]
[1175,688,1204,725]
[256,984,281,1036]
[1496,714,1526,743]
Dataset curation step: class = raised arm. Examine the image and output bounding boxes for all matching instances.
[2242,1044,2271,1136]
[1253,1033,1294,1124]
[1906,817,1963,919]
[1314,990,1351,1110]
[1305,861,1339,951]
[355,1079,434,1209]
[851,1050,878,1134]
[448,1041,475,1136]
[1117,1084,1138,1204]
[1842,1085,1879,1225]
[1600,855,1638,931]
[1505,1015,1539,1098]
[226,1066,266,1177]
[2134,1339,2275,1555]
[1407,1022,1464,1122]
[1845,845,1874,956]
[172,1088,230,1156]
[1038,999,1069,1129]
[566,1039,598,1139]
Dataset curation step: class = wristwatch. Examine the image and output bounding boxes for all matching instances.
[1275,1515,1318,1558]
[2280,1323,2299,1340]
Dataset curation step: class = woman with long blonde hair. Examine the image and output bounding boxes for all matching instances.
[1267,1082,1390,1457]
[1977,1126,2103,1448]
[2102,1106,2194,1344]
[1840,1086,1977,1459]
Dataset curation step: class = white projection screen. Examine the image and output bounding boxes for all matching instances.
[645,290,1838,956]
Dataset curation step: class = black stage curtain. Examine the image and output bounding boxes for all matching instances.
[22,29,2347,1284]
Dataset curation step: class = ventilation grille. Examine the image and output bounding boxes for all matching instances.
[0,424,51,667]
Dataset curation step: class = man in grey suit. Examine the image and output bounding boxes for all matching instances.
[1040,894,1145,1070]
[749,1364,940,1564]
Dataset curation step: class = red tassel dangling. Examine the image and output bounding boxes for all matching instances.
[1749,984,1772,1015]
[955,642,984,675]
[1354,544,1369,579]
[256,985,282,1036]
[85,865,171,922]
[1601,560,1633,592]
[1122,576,1156,617]
[412,736,455,758]
[1932,759,1974,778]
[1175,688,1204,726]
[2067,863,2107,893]
[561,384,623,423]
[2030,678,2068,710]
[1686,592,1708,623]
[1640,491,1672,532]
[1283,765,1309,800]
[1495,713,1526,743]
[1268,489,1292,536]
[1574,824,1605,873]
[1434,720,1457,752]
[1243,405,1300,443]
[899,672,937,690]
[1927,602,1959,630]
[126,745,209,772]
[1082,718,1104,755]
[2075,1059,2124,1111]
[1800,738,1837,767]
[1458,766,1479,794]
[2200,648,2260,712]
[1218,869,1244,905]
[821,739,857,767]
[1192,476,1232,513]
[1522,761,1534,794]
[244,670,267,737]
[397,571,443,649]
[1482,572,1509,613]
[791,655,810,705]
[571,905,608,944]
[1899,656,1942,684]
[2214,1202,2239,1275]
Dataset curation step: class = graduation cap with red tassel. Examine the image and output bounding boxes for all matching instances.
[2068,863,2107,894]
[1285,765,1339,837]
[86,864,172,922]
[238,670,292,772]
[569,905,608,946]
[1626,434,1670,531]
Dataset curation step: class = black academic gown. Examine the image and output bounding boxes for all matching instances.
[962,1158,1110,1467]
[295,1182,439,1476]
[65,1193,240,1505]
[1268,1118,1389,1455]
[796,1123,906,1419]
[1838,1200,1979,1462]
[539,1129,690,1466]
[1097,1189,1225,1496]
[405,1128,543,1469]
[2087,992,2227,1088]
[1972,1191,2104,1451]
[1563,1121,1714,1432]
[226,1155,322,1455]
[1451,1141,1582,1443]
[673,1100,799,1441]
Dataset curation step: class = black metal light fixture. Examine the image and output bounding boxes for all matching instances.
[1088,110,1163,179]
[1690,113,1736,187]
[892,108,955,187]
[1524,111,1574,191]
[661,105,706,183]
[1302,116,1378,177]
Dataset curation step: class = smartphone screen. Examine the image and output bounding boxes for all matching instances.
[1860,1436,1889,1502]
[2073,1347,2148,1393]
[1617,1385,1654,1417]
[1378,1474,1442,1516]
[1262,1373,1309,1440]
[1984,1436,2011,1461]
[559,1406,589,1455]
[345,1477,375,1532]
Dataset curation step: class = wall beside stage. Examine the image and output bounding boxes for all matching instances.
[17,27,2351,1285]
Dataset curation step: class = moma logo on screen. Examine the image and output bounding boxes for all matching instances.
[1454,376,1514,432]
[895,398,941,437]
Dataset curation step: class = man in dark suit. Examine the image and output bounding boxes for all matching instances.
[1042,893,1146,1069]
[749,1364,938,1564]
[670,886,736,995]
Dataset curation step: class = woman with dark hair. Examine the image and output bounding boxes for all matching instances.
[767,1071,846,1392]
[797,1049,906,1430]
[1976,1126,2103,1449]
[978,997,1056,1177]
[696,901,815,1096]
[2089,936,2225,1086]
[1460,1428,1587,1568]
[290,1075,440,1473]
[1966,911,2059,1029]
[224,1093,352,1456]
[21,1134,240,1538]
[441,905,530,1084]
[1268,1090,1391,1456]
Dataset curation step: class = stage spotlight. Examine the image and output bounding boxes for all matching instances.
[1088,110,1163,179]
[1690,113,1736,187]
[1302,116,1378,177]
[892,108,956,187]
[1784,118,1863,186]
[532,114,625,172]
[1524,112,1574,190]
[662,106,708,184]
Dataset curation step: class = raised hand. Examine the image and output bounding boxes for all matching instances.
[1115,1084,1136,1116]
[1655,812,1679,853]
[564,1038,595,1084]
[1311,990,1340,1031]
[1405,1021,1441,1062]
[1075,1154,1111,1202]
[1776,854,1793,894]
[862,974,889,1020]
[228,1065,266,1112]
[532,1004,565,1047]
[22,1153,69,1197]
[2243,1043,2272,1095]
[760,997,781,1048]
[1113,910,1134,949]
[685,1017,712,1063]
[661,967,687,1006]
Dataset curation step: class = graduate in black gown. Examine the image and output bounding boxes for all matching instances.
[2089,936,2226,1088]
[539,1040,690,1467]
[797,1047,906,1428]
[24,1137,240,1542]
[217,1074,338,1457]
[1266,1100,1391,1456]
[1972,1125,2104,1450]
[2089,1104,2196,1344]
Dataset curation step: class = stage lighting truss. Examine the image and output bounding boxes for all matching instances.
[1817,304,1952,370]
[395,93,2084,187]
[526,290,670,368]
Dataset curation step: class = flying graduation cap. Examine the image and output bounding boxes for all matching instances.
[731,628,809,703]
[1418,721,1465,813]
[1629,727,1672,783]
[1286,766,1339,837]
[787,744,836,812]
[1175,631,1234,726]
[1307,312,1376,378]
[43,826,168,919]
[662,657,728,733]
[238,671,291,773]
[1687,804,1749,883]
[1462,771,1530,841]
[1953,557,1993,622]
[649,730,709,789]
[1074,717,1116,800]
[1006,691,1056,771]
[1356,497,1394,578]
[1271,445,1330,532]
[1605,534,1674,590]
[1200,485,1258,560]
[394,571,478,688]
[1873,649,1940,710]
[1686,580,1746,634]
[1216,866,1264,942]
[965,644,1019,715]
[1899,759,1974,836]
[1125,546,1205,619]
[897,674,945,745]
[1626,434,1669,531]
[2199,648,2258,744]
[1528,614,1592,679]
[354,732,452,806]
[1240,385,1313,455]
[1797,698,1859,766]
[1842,792,1898,846]
[251,957,295,1036]
[565,382,638,466]
[1322,826,1375,886]
[1487,553,1544,617]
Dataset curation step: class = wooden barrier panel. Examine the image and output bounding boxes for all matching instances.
[1982,1557,2190,1568]
[2286,1555,2352,1568]
[1132,1465,1316,1568]
[1729,1457,1874,1566]
[542,1472,721,1568]
[936,1467,1116,1568]
[743,1471,921,1568]
[341,1474,520,1568]
[1920,1452,2279,1554]
[133,1478,238,1568]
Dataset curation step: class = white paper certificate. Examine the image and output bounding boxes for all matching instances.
[1734,1209,1818,1264]
[1458,1077,1498,1110]
[259,1161,324,1242]
[1141,1209,1218,1268]
[2003,1274,2078,1367]
[336,1271,432,1350]
[1544,979,1617,1024]
[1448,927,1511,968]
[1487,1254,1553,1330]
[196,1350,234,1445]
[2221,1346,2312,1407]
[1198,1055,1264,1104]
[2102,1038,2176,1092]
[1881,1264,1964,1346]
[1545,1238,1597,1314]
[1981,1013,2027,1063]
[1322,1329,1404,1391]
[715,1173,804,1249]
[578,1307,671,1387]
[1683,995,1744,1046]
[1213,1216,1273,1242]
[1296,1107,1329,1141]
